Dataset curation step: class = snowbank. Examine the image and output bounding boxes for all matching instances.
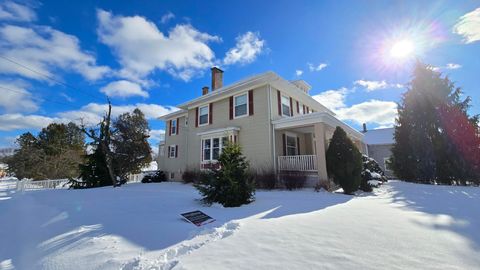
[1,181,479,269]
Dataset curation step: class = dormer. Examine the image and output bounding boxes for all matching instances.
[290,80,312,94]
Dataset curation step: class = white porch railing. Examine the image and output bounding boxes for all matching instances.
[16,179,71,192]
[278,155,318,172]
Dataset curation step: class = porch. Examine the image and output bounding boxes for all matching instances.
[273,112,365,180]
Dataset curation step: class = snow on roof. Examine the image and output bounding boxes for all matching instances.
[363,127,395,145]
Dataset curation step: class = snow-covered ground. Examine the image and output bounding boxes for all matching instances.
[1,179,479,270]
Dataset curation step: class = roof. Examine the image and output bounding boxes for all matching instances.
[363,128,395,145]
[158,71,335,120]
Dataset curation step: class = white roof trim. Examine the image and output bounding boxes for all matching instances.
[272,112,363,140]
[158,109,188,120]
[196,127,240,136]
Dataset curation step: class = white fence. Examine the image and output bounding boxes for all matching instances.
[278,155,318,172]
[16,179,71,192]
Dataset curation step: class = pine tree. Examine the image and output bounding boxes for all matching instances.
[195,143,255,207]
[391,61,479,184]
[326,127,362,195]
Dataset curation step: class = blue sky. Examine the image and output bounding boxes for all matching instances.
[0,0,479,149]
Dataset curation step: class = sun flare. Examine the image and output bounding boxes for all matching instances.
[390,39,415,58]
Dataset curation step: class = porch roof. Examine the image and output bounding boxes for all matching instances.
[272,112,364,140]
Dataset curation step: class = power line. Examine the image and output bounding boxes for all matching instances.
[0,85,83,110]
[0,54,109,103]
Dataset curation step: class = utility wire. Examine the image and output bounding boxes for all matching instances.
[0,85,84,110]
[0,54,110,104]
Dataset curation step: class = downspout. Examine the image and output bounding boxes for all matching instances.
[268,84,276,171]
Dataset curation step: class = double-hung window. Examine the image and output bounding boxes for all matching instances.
[301,104,305,114]
[281,95,291,117]
[168,145,177,158]
[234,93,248,118]
[199,105,209,125]
[202,137,228,161]
[286,135,297,156]
[171,119,177,135]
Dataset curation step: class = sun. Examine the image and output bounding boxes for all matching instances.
[390,39,415,58]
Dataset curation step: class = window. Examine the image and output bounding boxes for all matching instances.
[168,145,177,158]
[185,117,188,127]
[286,135,297,156]
[301,104,305,114]
[159,145,165,156]
[171,119,177,135]
[384,157,393,171]
[234,93,248,118]
[281,95,291,116]
[170,172,175,179]
[202,136,228,161]
[199,105,209,125]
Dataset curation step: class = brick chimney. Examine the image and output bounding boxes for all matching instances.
[211,67,223,90]
[202,86,209,96]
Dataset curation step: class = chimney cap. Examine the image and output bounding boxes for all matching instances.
[211,66,224,73]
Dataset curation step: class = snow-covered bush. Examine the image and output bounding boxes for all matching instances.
[360,155,388,192]
[141,171,167,183]
[195,143,255,207]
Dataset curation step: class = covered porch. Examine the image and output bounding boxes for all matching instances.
[272,112,365,181]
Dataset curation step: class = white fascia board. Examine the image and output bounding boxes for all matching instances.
[196,127,240,137]
[158,109,188,121]
[272,112,364,140]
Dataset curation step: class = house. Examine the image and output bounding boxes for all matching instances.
[157,67,366,185]
[362,125,395,178]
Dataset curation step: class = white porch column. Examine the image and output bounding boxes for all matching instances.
[314,123,329,181]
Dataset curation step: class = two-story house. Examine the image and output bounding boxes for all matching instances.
[157,67,366,185]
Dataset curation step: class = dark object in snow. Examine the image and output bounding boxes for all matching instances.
[181,210,215,227]
[141,171,167,183]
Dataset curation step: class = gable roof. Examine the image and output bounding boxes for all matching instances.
[363,127,395,145]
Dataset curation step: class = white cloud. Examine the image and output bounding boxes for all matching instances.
[445,63,462,70]
[312,88,397,126]
[58,102,178,126]
[307,62,328,72]
[312,87,349,111]
[97,9,220,82]
[0,1,36,22]
[336,100,398,126]
[149,129,165,142]
[160,12,175,24]
[453,8,480,44]
[354,79,403,92]
[100,80,148,98]
[0,113,60,131]
[223,31,265,65]
[0,25,110,81]
[295,70,303,76]
[0,102,178,131]
[0,80,38,113]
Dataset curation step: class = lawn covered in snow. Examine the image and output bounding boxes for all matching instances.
[1,179,479,270]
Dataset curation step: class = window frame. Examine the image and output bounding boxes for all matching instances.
[301,104,305,114]
[168,145,177,158]
[170,119,177,135]
[285,134,298,156]
[202,136,229,162]
[281,95,291,117]
[233,92,249,119]
[198,105,209,126]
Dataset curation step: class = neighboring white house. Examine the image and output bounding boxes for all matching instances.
[362,126,395,177]
[157,67,366,185]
